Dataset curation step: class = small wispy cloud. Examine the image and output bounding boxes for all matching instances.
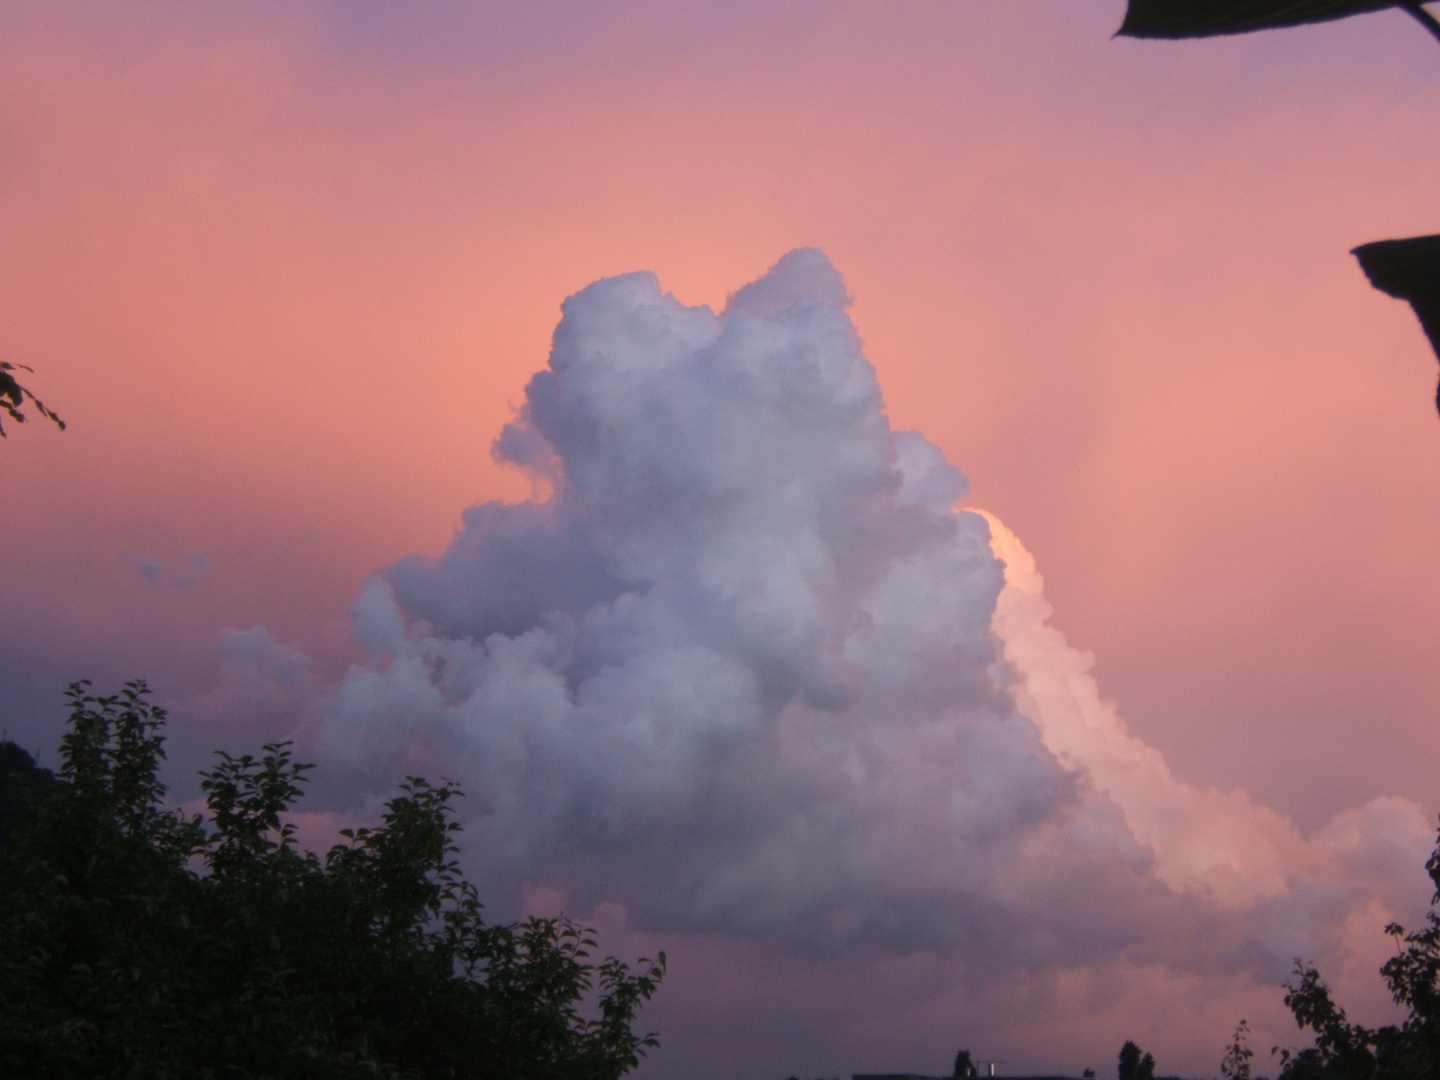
[122,549,211,589]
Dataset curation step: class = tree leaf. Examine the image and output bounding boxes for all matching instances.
[1118,0,1398,38]
[1352,233,1440,412]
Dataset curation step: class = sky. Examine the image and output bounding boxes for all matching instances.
[2,2,1439,1077]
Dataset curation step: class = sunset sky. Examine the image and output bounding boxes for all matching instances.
[3,3,1440,1077]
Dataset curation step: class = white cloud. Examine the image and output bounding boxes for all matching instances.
[284,249,1435,1072]
[985,510,1433,981]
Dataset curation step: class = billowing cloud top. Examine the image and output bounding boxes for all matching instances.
[312,248,1430,1014]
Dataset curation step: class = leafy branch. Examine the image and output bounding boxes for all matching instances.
[0,361,64,437]
[0,680,665,1079]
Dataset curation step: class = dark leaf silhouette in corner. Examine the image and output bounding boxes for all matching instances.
[1114,4,1439,420]
[0,362,65,438]
[1353,234,1440,414]
[1117,1,1440,41]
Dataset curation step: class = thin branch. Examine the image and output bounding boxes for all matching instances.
[1401,3,1440,46]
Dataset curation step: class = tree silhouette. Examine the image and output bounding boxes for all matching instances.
[1118,1040,1156,1080]
[0,680,665,1079]
[1263,819,1440,1077]
[1220,1020,1255,1080]
[0,741,52,849]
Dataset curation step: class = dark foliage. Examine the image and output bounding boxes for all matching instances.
[0,362,64,437]
[1352,234,1440,413]
[0,742,53,850]
[1220,1019,1257,1080]
[1118,1040,1155,1080]
[955,1048,977,1077]
[1117,1,1438,41]
[1274,821,1440,1079]
[0,681,665,1079]
[1116,3,1440,421]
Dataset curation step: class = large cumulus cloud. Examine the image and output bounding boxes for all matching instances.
[280,249,1433,1070]
[322,250,1147,949]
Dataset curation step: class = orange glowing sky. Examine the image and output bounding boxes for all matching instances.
[2,2,1439,1071]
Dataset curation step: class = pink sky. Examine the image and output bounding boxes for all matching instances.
[3,3,1439,1076]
